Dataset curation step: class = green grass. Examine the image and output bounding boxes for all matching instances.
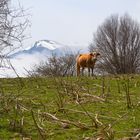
[0,75,140,139]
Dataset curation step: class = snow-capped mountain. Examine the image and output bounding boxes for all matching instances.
[0,39,88,78]
[10,40,77,58]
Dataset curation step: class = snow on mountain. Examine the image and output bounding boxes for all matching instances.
[0,39,88,78]
[35,40,63,50]
[9,40,67,58]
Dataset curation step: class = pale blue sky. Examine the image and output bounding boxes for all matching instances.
[13,0,140,48]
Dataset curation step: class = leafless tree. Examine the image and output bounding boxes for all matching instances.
[0,0,29,57]
[89,14,140,74]
[33,53,77,77]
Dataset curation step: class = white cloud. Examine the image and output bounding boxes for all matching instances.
[0,53,48,78]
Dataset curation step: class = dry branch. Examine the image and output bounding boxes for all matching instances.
[31,110,46,140]
[41,112,90,130]
[82,93,105,102]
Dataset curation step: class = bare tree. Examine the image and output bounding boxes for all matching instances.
[33,53,77,77]
[0,0,29,57]
[89,14,140,74]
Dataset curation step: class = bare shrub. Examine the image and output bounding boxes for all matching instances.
[33,53,77,77]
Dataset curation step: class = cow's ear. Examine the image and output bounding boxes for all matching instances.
[90,53,93,56]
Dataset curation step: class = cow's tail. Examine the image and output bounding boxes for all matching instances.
[76,54,82,76]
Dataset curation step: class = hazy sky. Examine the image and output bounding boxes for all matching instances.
[13,0,140,48]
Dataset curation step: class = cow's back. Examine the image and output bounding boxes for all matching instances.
[77,54,92,67]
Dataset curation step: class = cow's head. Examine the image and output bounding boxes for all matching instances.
[90,52,100,62]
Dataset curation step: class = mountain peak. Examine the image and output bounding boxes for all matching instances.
[34,40,63,50]
[9,39,66,58]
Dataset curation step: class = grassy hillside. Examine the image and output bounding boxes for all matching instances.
[0,75,140,139]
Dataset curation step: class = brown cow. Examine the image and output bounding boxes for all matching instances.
[76,52,100,76]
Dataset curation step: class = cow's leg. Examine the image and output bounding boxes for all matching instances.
[82,67,84,76]
[91,68,94,76]
[76,64,80,76]
[88,68,90,76]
